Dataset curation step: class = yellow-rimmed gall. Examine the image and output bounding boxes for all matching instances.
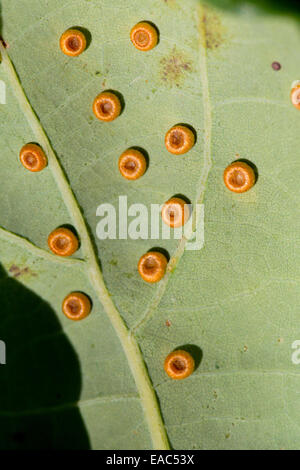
[290,84,300,110]
[60,29,86,57]
[223,161,255,193]
[138,251,167,283]
[165,125,195,155]
[130,22,158,51]
[164,350,195,380]
[161,197,190,228]
[118,149,147,180]
[59,29,86,57]
[48,227,79,257]
[19,143,47,172]
[62,292,91,321]
[93,92,121,122]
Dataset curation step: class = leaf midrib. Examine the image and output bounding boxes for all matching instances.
[0,40,169,450]
[0,2,213,450]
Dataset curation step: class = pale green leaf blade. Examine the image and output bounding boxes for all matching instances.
[0,0,300,450]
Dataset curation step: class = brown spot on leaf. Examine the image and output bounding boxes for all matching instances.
[9,264,36,278]
[165,320,171,327]
[272,61,281,71]
[159,46,192,88]
[201,6,227,51]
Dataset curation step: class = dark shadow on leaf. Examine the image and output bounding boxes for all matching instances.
[103,89,126,116]
[0,263,90,449]
[176,123,197,146]
[232,158,259,184]
[130,146,150,170]
[147,247,170,262]
[172,194,192,206]
[71,26,92,50]
[139,20,160,45]
[174,344,203,371]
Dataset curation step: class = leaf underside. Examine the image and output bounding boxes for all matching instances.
[0,0,300,450]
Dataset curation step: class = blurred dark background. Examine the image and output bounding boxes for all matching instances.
[204,0,300,16]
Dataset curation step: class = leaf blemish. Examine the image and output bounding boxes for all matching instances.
[8,264,36,278]
[201,7,227,51]
[159,46,192,88]
[109,259,118,266]
[272,61,281,71]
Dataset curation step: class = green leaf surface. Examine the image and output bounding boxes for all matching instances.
[0,0,300,450]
